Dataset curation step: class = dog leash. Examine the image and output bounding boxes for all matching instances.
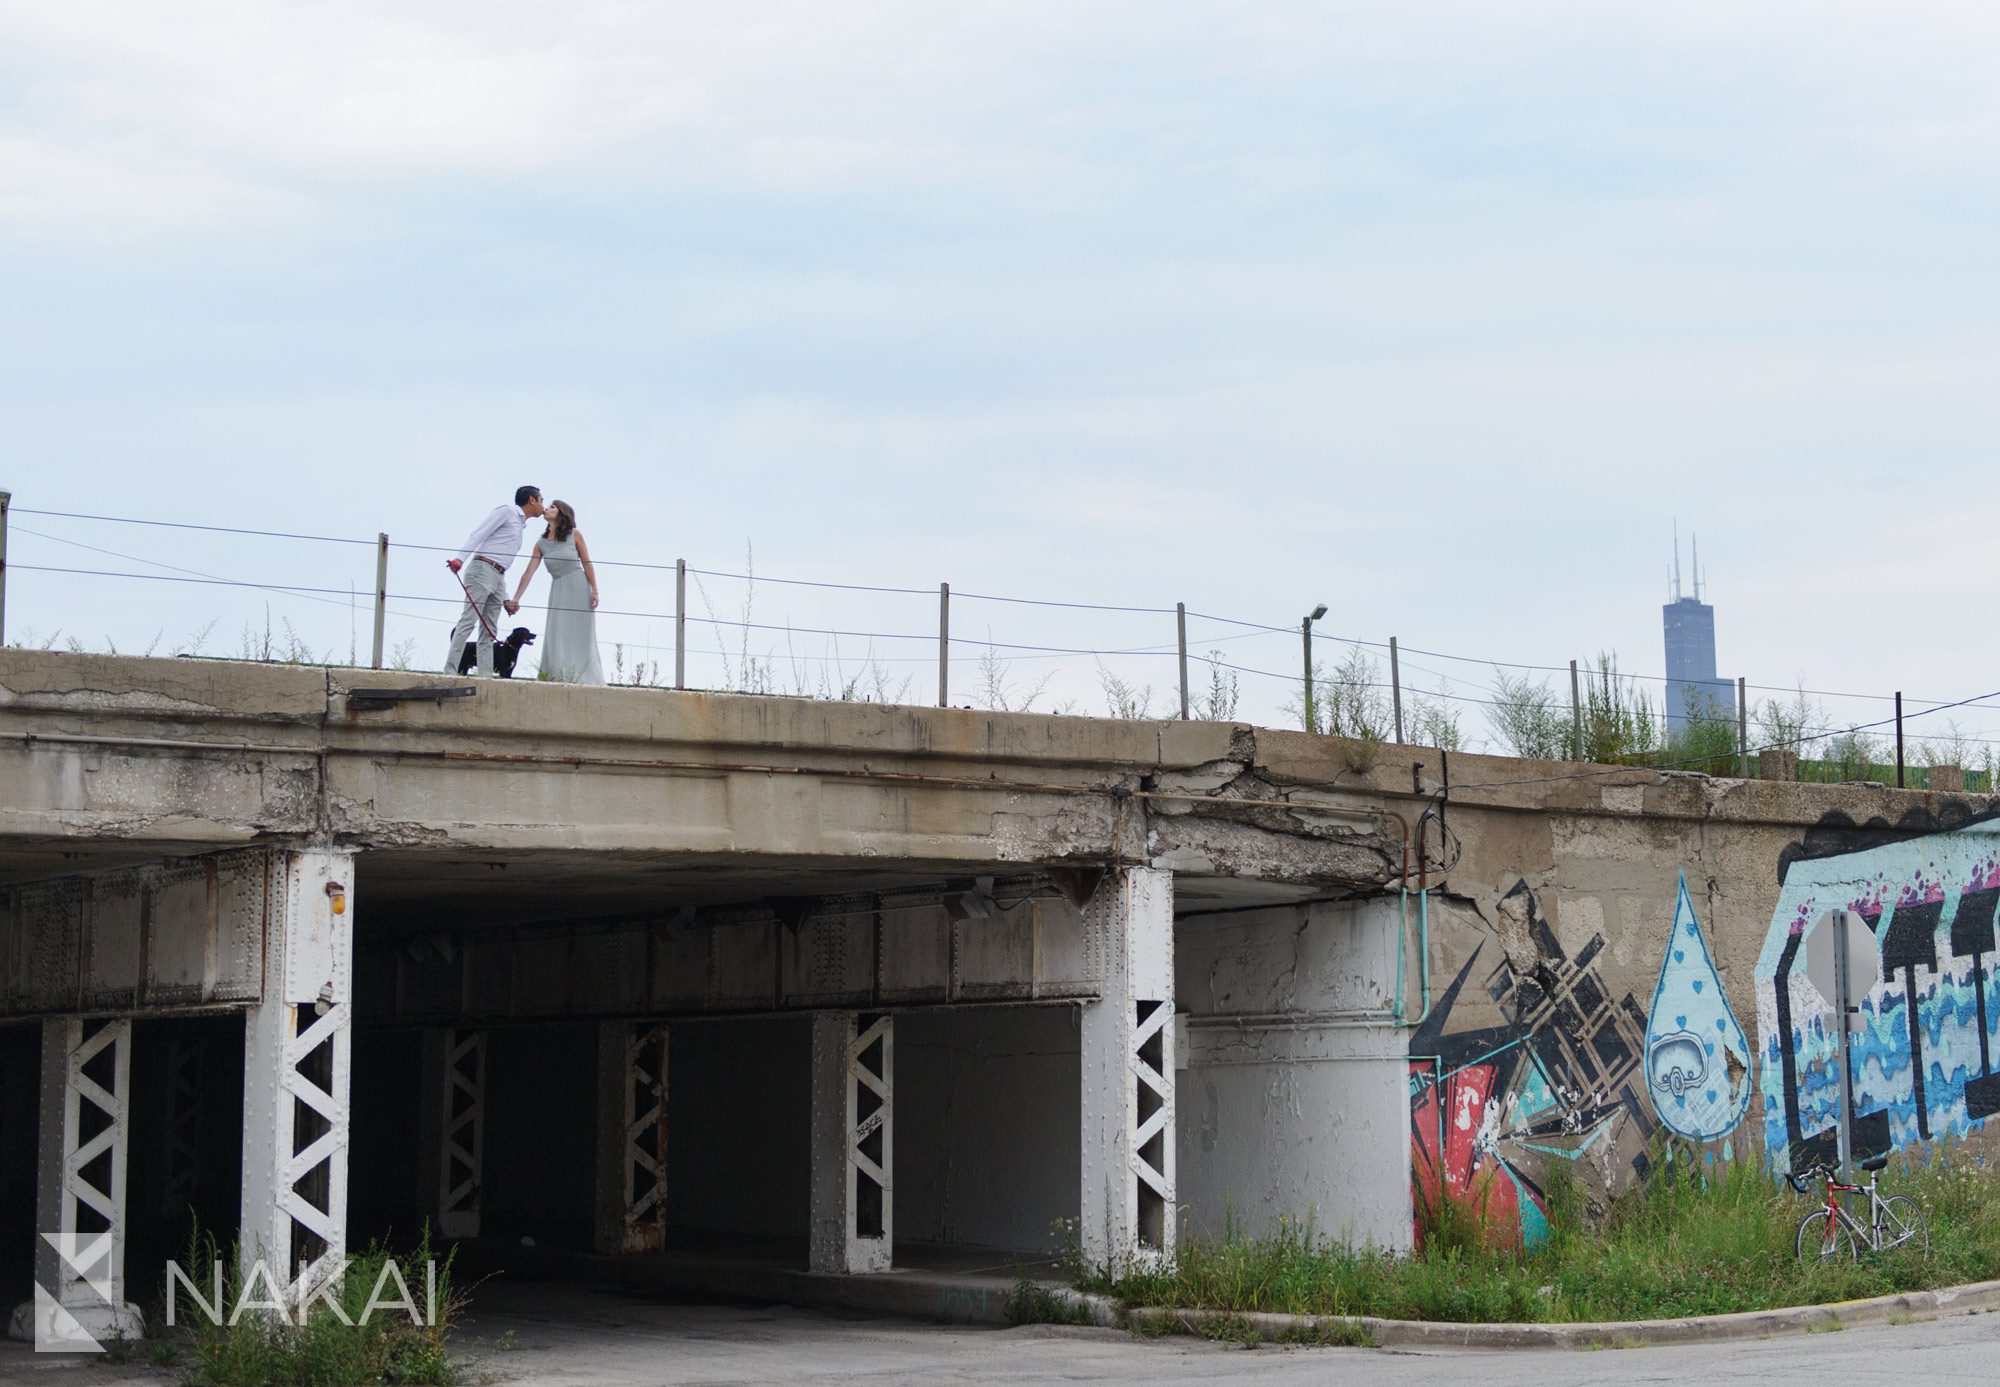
[446,560,505,642]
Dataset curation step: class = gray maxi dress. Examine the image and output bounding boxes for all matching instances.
[535,535,605,685]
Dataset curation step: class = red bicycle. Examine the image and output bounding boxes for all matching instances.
[1790,1154,1929,1261]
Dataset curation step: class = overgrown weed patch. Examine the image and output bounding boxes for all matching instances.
[1085,1145,2000,1325]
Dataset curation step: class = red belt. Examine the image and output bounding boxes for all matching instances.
[474,556,505,573]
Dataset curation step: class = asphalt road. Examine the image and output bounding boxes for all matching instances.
[5,1281,1998,1385]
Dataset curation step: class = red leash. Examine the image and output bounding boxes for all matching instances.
[447,560,504,641]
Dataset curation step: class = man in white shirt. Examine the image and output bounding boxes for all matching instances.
[445,486,545,676]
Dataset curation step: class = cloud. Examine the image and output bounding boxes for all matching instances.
[0,131,302,237]
[8,1,2000,237]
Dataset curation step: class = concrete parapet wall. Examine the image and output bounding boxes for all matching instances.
[0,653,1395,889]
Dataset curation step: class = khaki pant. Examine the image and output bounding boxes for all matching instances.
[445,561,507,676]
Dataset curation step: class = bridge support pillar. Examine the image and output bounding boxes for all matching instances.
[8,1017,143,1348]
[809,1011,893,1274]
[1079,866,1176,1271]
[240,849,354,1300]
[422,1027,485,1240]
[594,1022,668,1253]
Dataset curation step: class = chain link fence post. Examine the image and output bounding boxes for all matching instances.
[1737,675,1749,778]
[1390,636,1405,744]
[1176,603,1189,719]
[0,489,10,648]
[1569,658,1583,761]
[370,532,388,669]
[938,583,950,708]
[675,559,686,690]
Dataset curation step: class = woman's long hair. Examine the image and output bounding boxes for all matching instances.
[544,500,577,543]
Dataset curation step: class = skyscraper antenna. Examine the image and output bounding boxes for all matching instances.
[1693,533,1701,602]
[1672,520,1682,601]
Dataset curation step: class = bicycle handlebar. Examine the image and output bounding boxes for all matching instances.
[1787,1161,1833,1193]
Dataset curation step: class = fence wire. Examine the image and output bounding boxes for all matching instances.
[7,505,1999,780]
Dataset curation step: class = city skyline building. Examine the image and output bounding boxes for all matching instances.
[1663,527,1736,734]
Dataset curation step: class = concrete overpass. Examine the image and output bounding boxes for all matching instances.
[4,650,1998,1338]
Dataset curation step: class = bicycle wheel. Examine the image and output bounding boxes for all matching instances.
[1797,1208,1857,1262]
[1879,1195,1931,1255]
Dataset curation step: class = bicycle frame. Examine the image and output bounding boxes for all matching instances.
[1814,1174,1885,1251]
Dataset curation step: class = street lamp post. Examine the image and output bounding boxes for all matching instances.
[1302,604,1328,733]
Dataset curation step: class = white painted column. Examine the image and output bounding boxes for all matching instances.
[1079,866,1176,1270]
[808,1011,893,1274]
[7,1017,143,1349]
[240,848,354,1300]
[594,1021,668,1254]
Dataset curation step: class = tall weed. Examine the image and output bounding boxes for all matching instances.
[1089,1143,2000,1324]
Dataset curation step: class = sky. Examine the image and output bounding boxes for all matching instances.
[4,2,1999,751]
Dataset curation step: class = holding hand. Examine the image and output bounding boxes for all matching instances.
[446,558,463,574]
[504,599,521,615]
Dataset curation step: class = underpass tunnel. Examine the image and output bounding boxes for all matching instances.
[345,1005,1087,1276]
[341,848,1138,1284]
[0,1022,37,1311]
[344,851,1408,1287]
[2,835,1406,1331]
[123,1015,244,1306]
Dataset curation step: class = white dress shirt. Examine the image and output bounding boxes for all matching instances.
[456,504,530,570]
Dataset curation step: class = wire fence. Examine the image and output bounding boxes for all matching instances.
[2,493,1997,791]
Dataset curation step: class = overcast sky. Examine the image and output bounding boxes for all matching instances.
[4,3,1998,746]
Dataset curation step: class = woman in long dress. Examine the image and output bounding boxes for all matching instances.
[509,499,604,684]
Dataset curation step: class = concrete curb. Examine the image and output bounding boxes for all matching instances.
[1116,1277,2000,1349]
[455,1244,2000,1348]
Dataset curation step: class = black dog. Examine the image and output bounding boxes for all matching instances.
[457,627,536,677]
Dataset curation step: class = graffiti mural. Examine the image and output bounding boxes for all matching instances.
[1755,818,2000,1174]
[1643,871,1752,1144]
[1409,880,1655,1247]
